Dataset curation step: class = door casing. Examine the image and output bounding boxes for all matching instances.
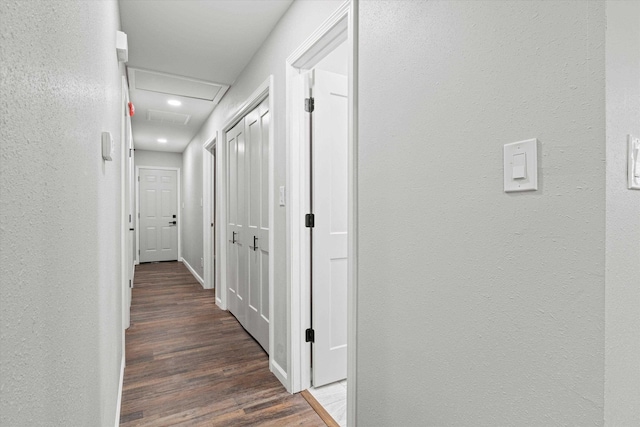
[285,3,358,427]
[120,77,133,332]
[204,134,218,293]
[210,76,276,373]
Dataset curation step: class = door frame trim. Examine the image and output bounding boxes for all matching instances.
[203,133,218,293]
[135,166,182,264]
[285,4,358,426]
[120,76,132,336]
[216,76,277,376]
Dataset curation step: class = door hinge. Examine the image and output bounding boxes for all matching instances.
[129,148,132,158]
[305,213,314,228]
[129,214,131,223]
[137,176,140,182]
[305,328,315,343]
[129,279,132,288]
[305,97,314,113]
[138,249,140,255]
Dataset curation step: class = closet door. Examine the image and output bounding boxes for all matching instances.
[245,98,270,351]
[226,119,247,328]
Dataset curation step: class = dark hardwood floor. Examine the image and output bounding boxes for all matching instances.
[120,261,324,426]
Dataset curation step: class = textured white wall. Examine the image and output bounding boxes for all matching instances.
[182,0,342,375]
[357,1,606,425]
[0,1,124,425]
[605,1,640,425]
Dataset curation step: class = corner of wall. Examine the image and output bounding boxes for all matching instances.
[604,1,640,425]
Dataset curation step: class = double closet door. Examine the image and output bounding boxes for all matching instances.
[226,98,270,352]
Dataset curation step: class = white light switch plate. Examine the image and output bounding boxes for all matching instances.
[504,138,538,192]
[101,131,114,161]
[628,134,640,190]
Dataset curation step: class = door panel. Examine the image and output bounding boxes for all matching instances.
[312,69,348,387]
[139,168,178,263]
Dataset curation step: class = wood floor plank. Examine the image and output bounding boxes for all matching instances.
[120,261,325,427]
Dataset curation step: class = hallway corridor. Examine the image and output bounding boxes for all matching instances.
[120,262,324,426]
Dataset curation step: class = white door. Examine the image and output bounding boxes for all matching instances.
[245,98,270,351]
[311,69,348,386]
[139,169,178,263]
[226,120,247,328]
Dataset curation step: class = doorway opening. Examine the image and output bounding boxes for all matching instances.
[135,166,181,264]
[206,76,276,367]
[204,135,218,295]
[286,1,357,425]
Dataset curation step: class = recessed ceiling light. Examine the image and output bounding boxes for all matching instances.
[157,138,167,143]
[167,99,181,106]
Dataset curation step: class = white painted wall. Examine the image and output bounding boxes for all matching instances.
[135,149,183,169]
[357,1,607,425]
[181,139,204,279]
[605,1,640,425]
[315,40,348,76]
[0,1,125,425]
[181,0,342,378]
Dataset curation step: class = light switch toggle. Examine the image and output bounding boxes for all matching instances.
[512,153,526,179]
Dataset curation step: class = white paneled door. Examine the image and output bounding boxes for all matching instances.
[139,168,178,263]
[226,119,247,328]
[245,98,270,352]
[226,98,270,352]
[312,69,348,387]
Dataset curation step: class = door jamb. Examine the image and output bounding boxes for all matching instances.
[217,76,277,375]
[285,5,357,427]
[135,166,182,264]
[203,133,218,293]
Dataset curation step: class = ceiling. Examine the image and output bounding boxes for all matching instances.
[120,0,294,152]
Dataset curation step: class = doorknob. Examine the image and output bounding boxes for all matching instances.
[168,221,176,225]
[249,236,258,251]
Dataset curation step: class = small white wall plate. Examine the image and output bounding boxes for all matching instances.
[102,131,114,161]
[504,138,538,192]
[628,134,640,190]
[116,31,128,63]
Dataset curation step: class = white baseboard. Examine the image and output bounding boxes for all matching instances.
[115,353,125,427]
[182,258,204,287]
[271,359,290,393]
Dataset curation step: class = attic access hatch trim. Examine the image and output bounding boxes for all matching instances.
[128,67,229,104]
